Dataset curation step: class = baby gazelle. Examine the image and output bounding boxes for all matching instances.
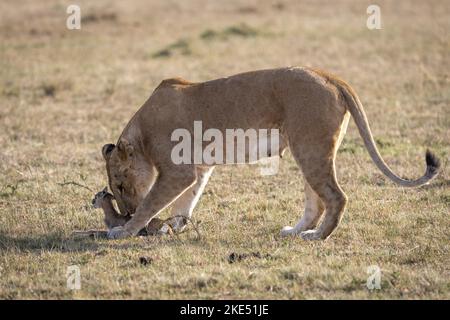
[92,187,131,230]
[92,187,169,235]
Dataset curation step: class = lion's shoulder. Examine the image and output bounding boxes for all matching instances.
[158,77,195,88]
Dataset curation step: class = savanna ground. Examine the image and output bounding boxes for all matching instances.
[0,0,449,299]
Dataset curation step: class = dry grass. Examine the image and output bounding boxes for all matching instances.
[0,0,449,299]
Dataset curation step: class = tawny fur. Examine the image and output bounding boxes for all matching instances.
[100,67,440,240]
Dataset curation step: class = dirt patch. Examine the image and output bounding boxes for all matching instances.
[228,251,272,264]
[139,256,153,266]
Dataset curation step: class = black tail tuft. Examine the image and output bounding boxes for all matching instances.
[425,149,441,176]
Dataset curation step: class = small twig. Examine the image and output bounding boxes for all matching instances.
[162,214,202,240]
[57,181,93,192]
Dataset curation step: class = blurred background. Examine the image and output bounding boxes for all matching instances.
[0,0,448,299]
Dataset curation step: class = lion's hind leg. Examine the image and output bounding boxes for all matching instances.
[280,182,325,236]
[285,137,348,240]
[298,152,347,240]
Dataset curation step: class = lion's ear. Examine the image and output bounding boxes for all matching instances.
[117,138,134,161]
[102,143,115,160]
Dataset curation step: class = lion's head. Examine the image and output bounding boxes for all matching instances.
[101,139,155,216]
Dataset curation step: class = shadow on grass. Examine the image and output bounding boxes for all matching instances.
[0,232,100,253]
[0,231,207,253]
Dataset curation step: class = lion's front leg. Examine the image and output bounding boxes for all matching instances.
[107,166,197,240]
[169,166,214,233]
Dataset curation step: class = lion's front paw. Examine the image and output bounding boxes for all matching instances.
[299,229,322,241]
[107,226,133,240]
[280,226,298,237]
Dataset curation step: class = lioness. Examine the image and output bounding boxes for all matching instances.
[101,67,440,240]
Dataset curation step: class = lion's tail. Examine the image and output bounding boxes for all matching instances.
[329,76,440,187]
